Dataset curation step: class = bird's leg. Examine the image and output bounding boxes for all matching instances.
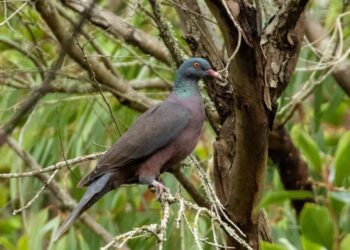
[139,174,169,200]
[156,176,164,185]
[150,179,169,200]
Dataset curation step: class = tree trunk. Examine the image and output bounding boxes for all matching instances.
[178,0,309,248]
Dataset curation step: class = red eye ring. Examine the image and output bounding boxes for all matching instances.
[193,62,200,69]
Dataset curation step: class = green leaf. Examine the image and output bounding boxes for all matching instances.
[0,216,21,234]
[0,183,9,207]
[0,236,15,250]
[17,234,29,250]
[300,204,335,249]
[260,241,288,250]
[28,209,48,250]
[334,131,350,186]
[329,191,350,215]
[301,236,324,250]
[339,205,350,233]
[259,190,313,209]
[330,191,350,204]
[341,234,350,250]
[290,125,322,171]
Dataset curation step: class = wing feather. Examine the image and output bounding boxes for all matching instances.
[78,102,189,186]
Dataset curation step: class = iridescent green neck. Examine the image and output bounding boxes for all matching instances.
[173,74,200,98]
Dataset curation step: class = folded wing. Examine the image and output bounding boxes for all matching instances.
[78,102,190,187]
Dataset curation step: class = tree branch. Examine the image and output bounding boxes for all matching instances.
[0,152,104,179]
[35,0,155,112]
[0,0,96,147]
[269,125,314,215]
[0,38,45,79]
[176,0,228,120]
[148,0,187,66]
[261,2,308,107]
[0,54,64,146]
[60,0,171,65]
[305,16,350,96]
[56,3,119,77]
[171,169,211,209]
[5,137,116,244]
[264,0,309,48]
[269,17,350,216]
[202,0,309,248]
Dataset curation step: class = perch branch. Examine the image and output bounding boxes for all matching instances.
[171,169,211,209]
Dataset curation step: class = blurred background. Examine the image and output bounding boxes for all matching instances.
[0,0,350,249]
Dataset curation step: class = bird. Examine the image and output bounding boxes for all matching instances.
[54,57,221,240]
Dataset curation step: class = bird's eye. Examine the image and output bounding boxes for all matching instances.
[193,62,200,69]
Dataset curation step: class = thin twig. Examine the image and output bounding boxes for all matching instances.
[75,38,122,136]
[0,2,27,26]
[5,136,115,243]
[0,152,104,178]
[13,169,59,215]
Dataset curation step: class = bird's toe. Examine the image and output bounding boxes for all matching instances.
[149,180,169,200]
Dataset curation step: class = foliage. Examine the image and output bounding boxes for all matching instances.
[0,0,350,250]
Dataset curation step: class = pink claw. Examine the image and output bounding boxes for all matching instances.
[151,180,169,200]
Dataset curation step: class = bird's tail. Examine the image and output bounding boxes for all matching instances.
[54,173,116,241]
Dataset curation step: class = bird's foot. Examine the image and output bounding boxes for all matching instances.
[148,180,169,200]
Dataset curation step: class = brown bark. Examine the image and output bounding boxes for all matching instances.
[29,0,314,248]
[175,0,229,127]
[179,0,309,248]
[269,126,314,215]
[268,17,350,216]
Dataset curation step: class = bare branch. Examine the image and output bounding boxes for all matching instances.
[269,125,314,214]
[5,137,115,244]
[0,55,63,146]
[264,0,309,47]
[0,152,104,178]
[148,0,187,66]
[0,38,45,79]
[13,169,60,215]
[56,3,119,77]
[60,0,171,64]
[0,0,96,146]
[130,78,170,90]
[305,16,350,96]
[278,12,350,124]
[102,191,252,250]
[35,0,156,112]
[0,2,27,26]
[171,169,211,209]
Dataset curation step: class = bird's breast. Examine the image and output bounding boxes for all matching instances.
[164,101,205,167]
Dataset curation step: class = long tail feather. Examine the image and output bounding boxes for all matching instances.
[54,173,116,241]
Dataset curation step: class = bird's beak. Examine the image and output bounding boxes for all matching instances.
[206,69,222,80]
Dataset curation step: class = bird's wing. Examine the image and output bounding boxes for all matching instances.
[78,101,190,187]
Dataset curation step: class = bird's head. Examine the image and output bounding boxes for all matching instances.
[176,58,221,80]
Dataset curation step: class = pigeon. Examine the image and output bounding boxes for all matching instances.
[54,57,221,240]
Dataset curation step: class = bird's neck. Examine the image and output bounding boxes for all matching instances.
[173,75,200,98]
